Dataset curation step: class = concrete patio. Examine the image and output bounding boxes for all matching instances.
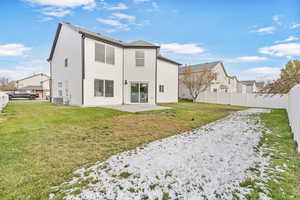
[101,104,171,113]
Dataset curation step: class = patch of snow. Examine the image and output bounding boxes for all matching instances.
[52,109,273,200]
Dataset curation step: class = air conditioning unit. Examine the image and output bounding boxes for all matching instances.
[53,97,63,105]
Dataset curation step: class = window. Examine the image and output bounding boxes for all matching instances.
[135,51,145,67]
[213,88,217,92]
[95,43,105,63]
[95,43,115,65]
[94,79,114,97]
[94,79,104,96]
[159,85,164,93]
[105,80,114,97]
[106,46,115,65]
[64,58,68,67]
[58,82,62,88]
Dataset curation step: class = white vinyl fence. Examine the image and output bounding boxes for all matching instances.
[196,92,288,109]
[195,85,300,152]
[287,85,300,152]
[0,92,9,112]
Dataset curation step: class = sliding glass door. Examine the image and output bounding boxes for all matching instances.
[130,82,148,103]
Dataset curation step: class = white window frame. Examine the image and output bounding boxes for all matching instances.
[94,79,114,97]
[135,50,145,67]
[58,82,63,97]
[95,42,115,65]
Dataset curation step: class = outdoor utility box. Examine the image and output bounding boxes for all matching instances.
[53,97,63,105]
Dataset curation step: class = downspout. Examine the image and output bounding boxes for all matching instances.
[177,64,180,102]
[122,48,125,104]
[155,48,158,104]
[81,34,85,106]
[49,61,52,102]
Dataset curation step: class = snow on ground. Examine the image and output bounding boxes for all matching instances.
[51,109,273,200]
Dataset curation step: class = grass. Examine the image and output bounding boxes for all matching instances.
[259,109,300,200]
[0,101,244,200]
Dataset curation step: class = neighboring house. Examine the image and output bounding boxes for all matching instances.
[179,61,239,99]
[47,22,180,106]
[16,73,50,99]
[237,81,247,93]
[240,80,264,93]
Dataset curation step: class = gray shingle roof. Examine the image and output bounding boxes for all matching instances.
[157,55,181,65]
[64,22,159,48]
[48,22,161,61]
[126,40,159,47]
[240,80,256,86]
[179,61,221,73]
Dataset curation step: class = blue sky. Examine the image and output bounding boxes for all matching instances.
[0,0,300,81]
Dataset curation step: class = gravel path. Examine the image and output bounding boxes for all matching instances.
[51,109,272,200]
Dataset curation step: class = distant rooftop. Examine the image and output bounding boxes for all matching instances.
[179,61,221,73]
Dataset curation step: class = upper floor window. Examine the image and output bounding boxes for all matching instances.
[95,43,105,63]
[135,50,145,67]
[64,58,68,67]
[95,42,115,65]
[106,46,115,65]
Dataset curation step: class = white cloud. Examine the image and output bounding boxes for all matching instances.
[106,3,128,10]
[41,7,71,17]
[226,56,268,63]
[225,56,268,63]
[160,43,204,54]
[290,23,300,29]
[275,36,299,43]
[245,67,281,75]
[259,43,300,57]
[0,59,49,80]
[111,13,136,22]
[272,15,281,25]
[25,0,96,9]
[97,18,129,30]
[0,44,31,57]
[133,0,150,3]
[252,26,275,34]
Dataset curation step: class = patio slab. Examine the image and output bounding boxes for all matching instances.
[101,104,171,113]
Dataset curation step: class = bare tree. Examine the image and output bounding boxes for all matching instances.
[181,67,216,102]
[261,74,300,95]
[261,60,300,95]
[0,76,16,91]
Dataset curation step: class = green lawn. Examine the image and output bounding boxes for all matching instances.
[0,101,244,200]
[260,110,300,200]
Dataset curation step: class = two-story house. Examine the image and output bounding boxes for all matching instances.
[48,22,180,106]
[16,73,50,99]
[240,80,265,93]
[179,61,239,99]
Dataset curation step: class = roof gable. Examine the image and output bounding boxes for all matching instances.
[179,61,221,73]
[16,73,49,83]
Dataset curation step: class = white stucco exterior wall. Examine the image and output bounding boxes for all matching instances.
[51,24,82,106]
[123,48,157,104]
[157,59,178,103]
[83,38,123,106]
